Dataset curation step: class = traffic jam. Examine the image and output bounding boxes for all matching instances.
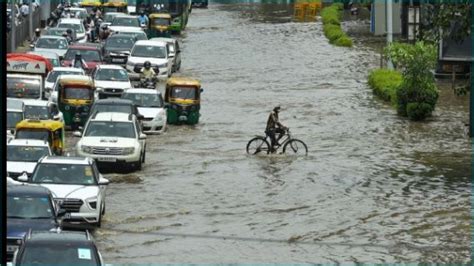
[6,1,205,265]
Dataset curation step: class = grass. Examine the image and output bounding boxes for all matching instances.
[320,4,353,48]
[367,69,403,106]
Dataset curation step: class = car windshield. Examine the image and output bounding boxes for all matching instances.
[152,18,170,26]
[32,164,96,185]
[47,70,83,82]
[122,93,163,107]
[92,104,132,114]
[57,23,84,34]
[95,68,129,81]
[19,244,99,266]
[7,145,50,162]
[106,37,135,49]
[132,45,165,58]
[7,77,41,99]
[104,13,119,23]
[7,196,54,219]
[7,112,23,129]
[36,38,68,49]
[64,88,93,100]
[117,31,147,40]
[25,105,50,120]
[170,86,197,99]
[85,121,136,138]
[16,130,52,144]
[46,29,68,37]
[112,17,139,27]
[64,49,101,62]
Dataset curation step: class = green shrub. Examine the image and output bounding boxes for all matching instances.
[368,69,403,106]
[406,102,434,121]
[334,35,353,47]
[321,6,340,25]
[324,25,344,42]
[332,2,344,10]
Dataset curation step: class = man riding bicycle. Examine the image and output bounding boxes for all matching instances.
[266,106,288,153]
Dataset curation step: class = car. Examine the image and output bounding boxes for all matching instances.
[62,45,104,74]
[27,51,61,67]
[18,156,110,227]
[75,112,147,171]
[31,36,69,58]
[103,34,137,65]
[43,27,78,41]
[44,67,86,98]
[121,88,167,133]
[150,37,182,72]
[109,26,148,41]
[56,18,87,43]
[109,15,142,32]
[7,139,52,180]
[6,185,64,261]
[7,98,25,137]
[11,230,106,265]
[126,40,173,80]
[22,99,64,122]
[68,7,88,20]
[92,65,132,99]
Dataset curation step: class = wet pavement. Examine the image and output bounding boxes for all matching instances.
[65,3,471,263]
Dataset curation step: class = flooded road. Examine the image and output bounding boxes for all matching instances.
[90,3,471,263]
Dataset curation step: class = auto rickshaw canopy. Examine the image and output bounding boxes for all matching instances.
[80,0,102,7]
[16,119,65,132]
[166,77,201,88]
[59,76,95,88]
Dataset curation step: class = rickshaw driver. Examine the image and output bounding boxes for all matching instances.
[140,61,158,80]
[266,106,288,153]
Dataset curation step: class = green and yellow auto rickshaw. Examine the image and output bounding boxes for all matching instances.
[15,119,66,155]
[165,77,203,125]
[57,76,96,129]
[80,0,102,13]
[147,13,172,38]
[102,0,128,14]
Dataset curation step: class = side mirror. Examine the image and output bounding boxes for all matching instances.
[29,44,35,49]
[59,56,64,61]
[176,50,181,54]
[53,114,60,121]
[139,133,147,140]
[200,88,204,93]
[18,173,28,182]
[10,129,15,135]
[137,114,145,120]
[73,131,82,137]
[98,176,110,185]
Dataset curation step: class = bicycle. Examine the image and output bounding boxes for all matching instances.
[246,128,308,155]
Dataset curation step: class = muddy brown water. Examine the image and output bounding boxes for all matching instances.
[65,3,471,263]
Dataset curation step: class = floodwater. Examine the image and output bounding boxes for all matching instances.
[77,2,470,263]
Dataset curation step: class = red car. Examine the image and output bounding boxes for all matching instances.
[61,44,103,74]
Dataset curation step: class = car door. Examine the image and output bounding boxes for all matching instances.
[91,161,106,210]
[175,40,181,70]
[134,118,145,152]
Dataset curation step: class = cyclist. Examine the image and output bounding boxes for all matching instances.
[266,106,288,153]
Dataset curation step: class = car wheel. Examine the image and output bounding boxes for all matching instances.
[96,213,102,227]
[102,203,105,215]
[135,158,142,171]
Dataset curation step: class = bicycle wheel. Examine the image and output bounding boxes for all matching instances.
[246,137,270,155]
[282,139,308,155]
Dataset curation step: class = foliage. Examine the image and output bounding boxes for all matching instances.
[334,36,353,47]
[422,1,472,43]
[384,42,439,121]
[321,5,341,25]
[321,4,353,48]
[324,24,344,41]
[368,69,403,106]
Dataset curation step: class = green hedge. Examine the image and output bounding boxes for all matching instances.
[321,4,352,48]
[367,69,403,106]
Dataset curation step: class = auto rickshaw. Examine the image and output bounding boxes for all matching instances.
[165,77,203,125]
[80,0,102,13]
[57,76,96,129]
[15,119,65,155]
[147,13,172,38]
[102,0,128,14]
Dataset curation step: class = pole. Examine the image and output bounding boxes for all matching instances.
[29,0,33,41]
[470,4,474,138]
[386,0,394,69]
[11,0,17,51]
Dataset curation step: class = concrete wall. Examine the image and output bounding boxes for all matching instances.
[7,7,42,53]
[371,1,402,36]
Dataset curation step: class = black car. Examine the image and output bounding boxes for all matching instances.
[12,230,104,265]
[6,185,65,261]
[103,34,137,65]
[89,99,144,121]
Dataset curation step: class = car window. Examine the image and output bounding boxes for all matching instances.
[112,17,139,27]
[31,164,97,185]
[7,196,54,219]
[85,121,136,138]
[132,45,166,58]
[7,111,23,129]
[64,49,101,62]
[16,130,52,144]
[36,38,68,49]
[122,93,163,107]
[20,243,99,266]
[7,145,50,162]
[24,105,50,120]
[95,68,129,81]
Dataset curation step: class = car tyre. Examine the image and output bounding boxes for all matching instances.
[135,157,142,171]
[142,150,146,163]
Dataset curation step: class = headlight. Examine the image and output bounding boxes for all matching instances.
[122,147,135,155]
[81,145,93,153]
[86,196,97,209]
[96,87,103,92]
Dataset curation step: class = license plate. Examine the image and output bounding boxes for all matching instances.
[112,58,125,63]
[7,245,18,252]
[98,157,116,162]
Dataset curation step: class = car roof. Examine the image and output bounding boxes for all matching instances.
[58,18,83,24]
[27,51,60,59]
[150,37,176,43]
[95,98,133,105]
[92,112,133,122]
[38,35,67,40]
[108,34,136,39]
[135,40,167,47]
[111,26,145,33]
[39,156,92,165]
[114,14,138,18]
[7,138,49,147]
[22,99,50,107]
[7,185,52,197]
[27,230,92,243]
[51,67,84,73]
[96,64,126,70]
[124,88,161,95]
[47,27,75,32]
[68,45,100,51]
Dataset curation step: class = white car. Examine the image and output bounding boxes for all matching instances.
[108,26,147,41]
[109,15,142,33]
[121,89,167,134]
[150,37,182,72]
[32,36,69,58]
[7,139,52,179]
[22,99,64,123]
[57,18,87,43]
[7,98,24,137]
[92,65,132,99]
[18,156,110,227]
[75,112,147,171]
[126,40,173,80]
[44,67,85,99]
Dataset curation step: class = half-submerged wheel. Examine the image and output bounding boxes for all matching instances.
[246,137,270,155]
[282,139,308,155]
